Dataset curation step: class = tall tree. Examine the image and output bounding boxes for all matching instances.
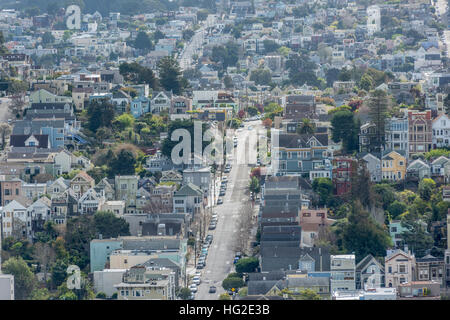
[297,118,316,135]
[94,211,130,238]
[342,201,392,262]
[367,90,389,152]
[157,56,185,95]
[0,31,8,54]
[2,257,36,300]
[86,99,115,133]
[330,110,359,154]
[134,31,153,52]
[401,220,433,258]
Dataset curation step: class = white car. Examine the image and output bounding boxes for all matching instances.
[189,284,198,293]
[192,276,201,285]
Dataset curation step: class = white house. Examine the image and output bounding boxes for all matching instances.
[432,114,450,149]
[1,200,31,240]
[78,188,106,215]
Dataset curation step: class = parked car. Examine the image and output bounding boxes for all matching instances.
[196,262,204,269]
[217,198,223,205]
[208,222,216,230]
[206,234,213,243]
[211,214,218,221]
[219,190,225,196]
[209,286,217,293]
[189,284,198,293]
[192,276,201,285]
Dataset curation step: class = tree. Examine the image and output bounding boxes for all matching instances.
[330,109,359,154]
[211,43,239,70]
[297,118,315,135]
[93,211,130,239]
[387,200,407,219]
[342,201,392,261]
[0,123,11,150]
[250,68,272,86]
[263,40,280,54]
[325,68,340,87]
[350,160,374,208]
[286,54,320,87]
[0,31,8,54]
[219,293,231,300]
[298,289,322,300]
[222,276,244,291]
[182,29,195,41]
[235,257,259,274]
[197,9,209,21]
[119,62,157,88]
[249,176,260,194]
[247,105,258,117]
[33,242,56,284]
[31,288,51,300]
[64,216,97,270]
[359,74,374,91]
[114,113,135,130]
[2,257,36,300]
[178,287,192,299]
[312,178,334,206]
[418,178,436,201]
[86,99,115,133]
[367,90,389,152]
[41,31,55,45]
[109,149,136,176]
[262,118,272,128]
[134,31,153,52]
[401,220,433,258]
[372,184,395,210]
[224,75,233,89]
[158,56,185,95]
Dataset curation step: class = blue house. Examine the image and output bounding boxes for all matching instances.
[272,132,333,181]
[12,119,66,148]
[90,238,123,272]
[130,96,151,118]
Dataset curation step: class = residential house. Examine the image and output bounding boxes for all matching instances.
[182,167,211,194]
[29,89,72,104]
[272,131,332,180]
[114,265,176,300]
[0,179,23,206]
[114,175,138,213]
[385,117,409,159]
[385,249,416,289]
[160,170,183,184]
[432,114,450,149]
[298,209,335,247]
[415,254,445,286]
[408,110,432,158]
[78,188,106,214]
[381,151,406,181]
[1,200,30,240]
[10,134,50,149]
[96,178,115,201]
[70,171,95,198]
[260,246,330,272]
[151,91,172,114]
[130,96,151,119]
[172,183,203,215]
[355,254,385,290]
[407,159,431,180]
[330,255,356,293]
[362,153,382,182]
[398,281,440,298]
[283,95,316,121]
[100,200,126,216]
[332,157,354,196]
[27,197,51,239]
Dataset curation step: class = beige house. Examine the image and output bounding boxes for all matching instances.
[70,171,95,198]
[385,249,416,289]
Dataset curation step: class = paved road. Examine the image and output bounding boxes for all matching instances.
[0,98,12,122]
[434,0,449,58]
[179,15,216,71]
[194,120,263,300]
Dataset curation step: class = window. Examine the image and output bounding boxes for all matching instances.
[399,265,406,273]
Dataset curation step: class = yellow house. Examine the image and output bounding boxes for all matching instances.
[381,151,406,181]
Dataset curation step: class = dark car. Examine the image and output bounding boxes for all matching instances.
[217,198,223,205]
[209,286,217,293]
[219,190,225,196]
[208,223,216,230]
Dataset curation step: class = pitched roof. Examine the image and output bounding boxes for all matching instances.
[174,183,203,197]
[10,134,49,149]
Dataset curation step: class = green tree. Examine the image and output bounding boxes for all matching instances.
[94,211,130,239]
[401,220,433,258]
[51,259,68,289]
[178,287,192,299]
[134,31,153,52]
[387,200,407,219]
[342,201,391,261]
[249,176,261,194]
[330,109,359,153]
[211,43,239,70]
[157,56,185,95]
[0,31,8,54]
[219,293,231,300]
[86,99,115,133]
[372,184,396,210]
[298,288,322,300]
[224,75,233,89]
[418,178,436,201]
[197,9,209,21]
[263,40,280,54]
[31,288,51,300]
[182,29,195,41]
[312,178,334,206]
[235,257,259,274]
[109,149,137,176]
[41,31,55,45]
[367,90,389,152]
[250,68,272,86]
[359,74,374,91]
[222,276,244,291]
[297,118,316,135]
[65,216,97,270]
[114,113,135,129]
[286,54,320,87]
[2,257,36,300]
